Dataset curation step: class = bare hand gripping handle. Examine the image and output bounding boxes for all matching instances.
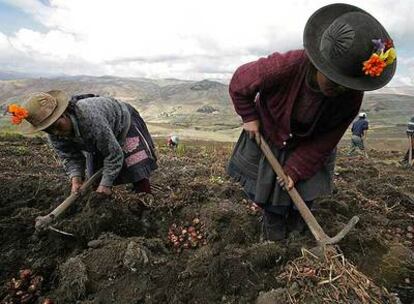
[255,134,358,245]
[35,168,103,232]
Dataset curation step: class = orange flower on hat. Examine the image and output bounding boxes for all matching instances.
[362,53,387,77]
[7,104,29,125]
[363,38,396,77]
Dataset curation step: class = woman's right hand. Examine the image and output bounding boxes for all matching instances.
[243,120,260,141]
[71,177,83,194]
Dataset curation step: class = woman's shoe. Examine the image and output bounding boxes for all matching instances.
[261,210,287,241]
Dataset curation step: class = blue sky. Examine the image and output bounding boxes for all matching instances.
[0,0,412,87]
[0,2,46,35]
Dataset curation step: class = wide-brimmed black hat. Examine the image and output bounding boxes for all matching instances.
[304,3,396,91]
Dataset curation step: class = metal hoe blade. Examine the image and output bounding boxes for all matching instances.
[48,226,75,237]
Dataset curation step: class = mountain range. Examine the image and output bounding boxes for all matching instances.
[0,74,413,142]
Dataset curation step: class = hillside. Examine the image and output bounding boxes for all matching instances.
[375,86,414,96]
[0,76,241,140]
[0,76,235,125]
[361,94,414,125]
[1,75,414,144]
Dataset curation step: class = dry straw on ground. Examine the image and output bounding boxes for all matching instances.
[279,246,398,304]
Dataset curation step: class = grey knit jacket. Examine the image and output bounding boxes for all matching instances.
[48,96,131,187]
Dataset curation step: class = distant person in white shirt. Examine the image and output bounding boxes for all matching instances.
[168,135,179,149]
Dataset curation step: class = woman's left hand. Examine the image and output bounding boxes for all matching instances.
[96,185,112,196]
[276,175,294,191]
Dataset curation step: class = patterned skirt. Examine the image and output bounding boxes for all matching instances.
[87,105,158,185]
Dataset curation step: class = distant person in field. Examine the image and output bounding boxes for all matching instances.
[10,91,157,197]
[167,135,179,149]
[227,4,396,241]
[401,116,414,167]
[348,112,369,157]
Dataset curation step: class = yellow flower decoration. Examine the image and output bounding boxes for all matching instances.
[385,48,396,65]
[362,39,396,77]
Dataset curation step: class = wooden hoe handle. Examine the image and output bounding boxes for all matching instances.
[255,134,358,245]
[35,169,103,231]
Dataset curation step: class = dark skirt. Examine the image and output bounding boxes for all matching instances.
[227,131,335,215]
[87,105,158,185]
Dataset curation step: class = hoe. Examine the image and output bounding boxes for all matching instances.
[256,134,359,252]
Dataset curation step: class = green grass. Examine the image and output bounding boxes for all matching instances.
[175,144,186,157]
[0,132,24,141]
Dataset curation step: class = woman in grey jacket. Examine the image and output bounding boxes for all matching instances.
[19,90,157,196]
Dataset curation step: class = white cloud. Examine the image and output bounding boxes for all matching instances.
[390,75,413,86]
[0,0,412,84]
[0,32,11,50]
[10,29,78,59]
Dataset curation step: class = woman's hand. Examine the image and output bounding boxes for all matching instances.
[71,177,83,194]
[277,175,294,191]
[96,185,112,196]
[243,120,260,141]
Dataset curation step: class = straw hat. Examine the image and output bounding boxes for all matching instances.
[23,90,69,133]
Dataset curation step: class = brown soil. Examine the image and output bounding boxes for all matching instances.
[0,135,413,303]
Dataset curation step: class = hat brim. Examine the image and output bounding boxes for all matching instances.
[23,90,70,134]
[303,3,396,91]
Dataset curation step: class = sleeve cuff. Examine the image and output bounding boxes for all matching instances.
[100,175,115,187]
[241,113,260,123]
[283,165,300,184]
[69,171,84,179]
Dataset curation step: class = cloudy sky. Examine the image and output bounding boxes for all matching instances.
[0,0,412,86]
